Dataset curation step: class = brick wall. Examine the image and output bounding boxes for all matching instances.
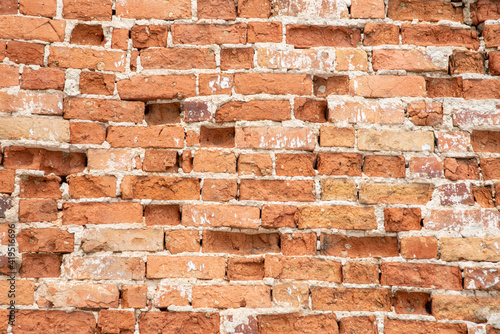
[0,0,500,333]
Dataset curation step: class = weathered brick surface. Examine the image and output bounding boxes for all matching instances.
[2,1,498,330]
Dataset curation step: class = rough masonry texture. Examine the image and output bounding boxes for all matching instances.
[0,0,500,333]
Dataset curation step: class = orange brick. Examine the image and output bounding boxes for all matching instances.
[39,282,119,308]
[381,262,462,290]
[0,170,15,194]
[426,77,463,98]
[294,98,327,122]
[402,24,479,49]
[122,285,147,308]
[464,268,500,290]
[165,230,200,254]
[384,208,421,232]
[280,232,317,255]
[238,153,273,176]
[257,48,334,71]
[385,319,466,334]
[49,46,126,72]
[248,22,282,43]
[484,25,500,48]
[199,73,233,95]
[319,127,355,147]
[388,0,462,22]
[363,23,399,46]
[6,41,44,65]
[70,122,106,145]
[70,24,105,46]
[320,178,357,201]
[87,149,134,171]
[147,256,225,279]
[67,175,117,199]
[192,285,271,309]
[153,284,190,307]
[144,205,181,226]
[0,0,18,14]
[221,48,254,70]
[18,199,58,223]
[63,0,112,20]
[373,49,448,72]
[272,283,310,308]
[107,126,184,148]
[138,313,219,333]
[320,234,399,258]
[192,150,236,173]
[202,179,237,202]
[314,75,349,97]
[261,205,298,228]
[64,98,143,123]
[258,314,338,334]
[63,256,145,280]
[238,0,271,17]
[359,182,434,205]
[81,228,164,252]
[276,153,316,176]
[0,280,34,305]
[311,287,391,312]
[335,49,368,71]
[62,202,143,225]
[216,100,290,123]
[21,253,62,278]
[112,28,129,50]
[182,205,260,229]
[0,16,65,42]
[116,0,191,19]
[0,65,19,88]
[450,50,484,74]
[363,155,405,178]
[97,310,135,334]
[18,228,73,253]
[234,73,312,95]
[236,127,316,151]
[339,316,378,334]
[298,206,377,230]
[287,25,361,48]
[408,101,443,126]
[463,79,500,99]
[14,311,96,333]
[171,23,246,45]
[317,152,362,176]
[121,176,200,200]
[117,75,196,100]
[432,295,500,322]
[351,0,384,18]
[0,91,63,115]
[21,67,65,90]
[131,25,168,48]
[265,255,341,282]
[350,75,426,97]
[343,261,379,284]
[329,99,405,124]
[393,291,431,315]
[79,72,115,95]
[227,257,264,280]
[401,237,438,259]
[410,157,443,178]
[203,230,280,254]
[239,180,315,202]
[141,48,216,70]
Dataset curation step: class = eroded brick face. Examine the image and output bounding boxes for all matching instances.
[2,0,499,331]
